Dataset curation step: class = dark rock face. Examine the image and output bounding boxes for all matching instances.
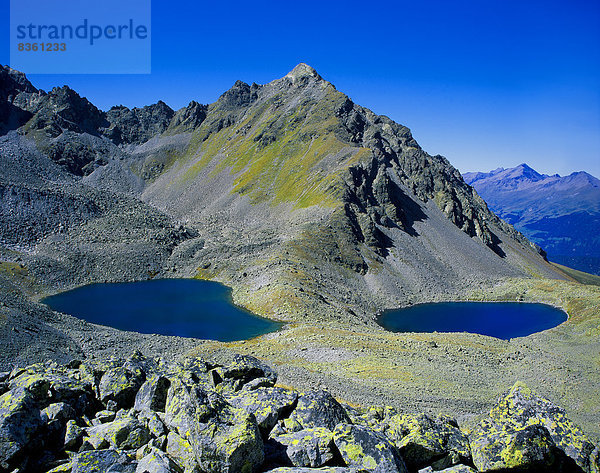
[104,101,175,145]
[0,66,37,133]
[24,86,108,137]
[0,354,597,473]
[334,98,541,258]
[215,80,260,111]
[0,65,210,176]
[0,66,37,99]
[169,100,207,133]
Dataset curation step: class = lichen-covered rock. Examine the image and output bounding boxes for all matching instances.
[333,423,408,473]
[99,366,145,409]
[470,422,557,471]
[70,449,137,473]
[591,445,600,473]
[287,390,351,432]
[64,419,84,450]
[85,416,150,450]
[164,377,215,437]
[46,462,74,473]
[211,354,277,392]
[93,409,117,424]
[192,407,264,473]
[264,469,363,473]
[166,431,199,473]
[383,413,471,471]
[42,402,76,424]
[1,354,596,473]
[228,386,297,434]
[418,465,476,473]
[10,363,96,415]
[0,386,45,469]
[134,375,170,412]
[137,409,167,438]
[271,427,335,467]
[136,447,182,473]
[470,382,596,472]
[164,376,264,473]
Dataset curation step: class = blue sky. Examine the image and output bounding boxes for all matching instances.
[2,0,599,176]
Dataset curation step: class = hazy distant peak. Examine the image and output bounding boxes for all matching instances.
[563,170,600,187]
[506,163,542,180]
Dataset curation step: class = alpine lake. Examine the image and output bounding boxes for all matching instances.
[43,280,567,341]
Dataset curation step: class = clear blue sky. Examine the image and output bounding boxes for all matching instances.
[2,0,599,177]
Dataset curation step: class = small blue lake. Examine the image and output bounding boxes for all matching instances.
[42,279,281,342]
[377,302,567,340]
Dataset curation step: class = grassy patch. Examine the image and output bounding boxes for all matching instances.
[550,262,600,287]
[171,84,372,209]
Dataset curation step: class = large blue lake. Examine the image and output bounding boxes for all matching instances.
[42,279,281,341]
[377,302,567,339]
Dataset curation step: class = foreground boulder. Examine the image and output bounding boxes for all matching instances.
[227,386,298,434]
[270,427,335,467]
[286,390,351,431]
[469,382,596,472]
[69,449,137,473]
[333,423,408,473]
[1,354,598,473]
[383,413,471,471]
[85,415,151,450]
[0,384,46,469]
[163,374,264,473]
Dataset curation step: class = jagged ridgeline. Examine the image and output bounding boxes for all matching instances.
[0,63,565,323]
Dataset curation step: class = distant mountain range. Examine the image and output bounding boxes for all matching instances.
[464,164,600,275]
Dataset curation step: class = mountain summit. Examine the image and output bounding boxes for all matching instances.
[285,62,323,82]
[0,64,565,323]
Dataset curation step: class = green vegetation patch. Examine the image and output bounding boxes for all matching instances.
[550,262,600,287]
[176,84,372,209]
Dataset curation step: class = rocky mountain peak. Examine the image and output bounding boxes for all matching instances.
[285,63,322,83]
[215,79,260,111]
[0,64,38,100]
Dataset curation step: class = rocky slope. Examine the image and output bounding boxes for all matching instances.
[1,352,597,473]
[464,165,600,275]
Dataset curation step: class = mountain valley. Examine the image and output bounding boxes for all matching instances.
[0,63,599,449]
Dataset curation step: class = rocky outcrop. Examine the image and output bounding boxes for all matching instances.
[21,86,108,138]
[469,382,596,472]
[0,66,38,134]
[0,353,597,473]
[104,102,175,145]
[335,96,543,258]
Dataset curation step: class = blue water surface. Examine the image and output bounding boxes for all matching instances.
[377,302,567,340]
[42,279,281,342]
